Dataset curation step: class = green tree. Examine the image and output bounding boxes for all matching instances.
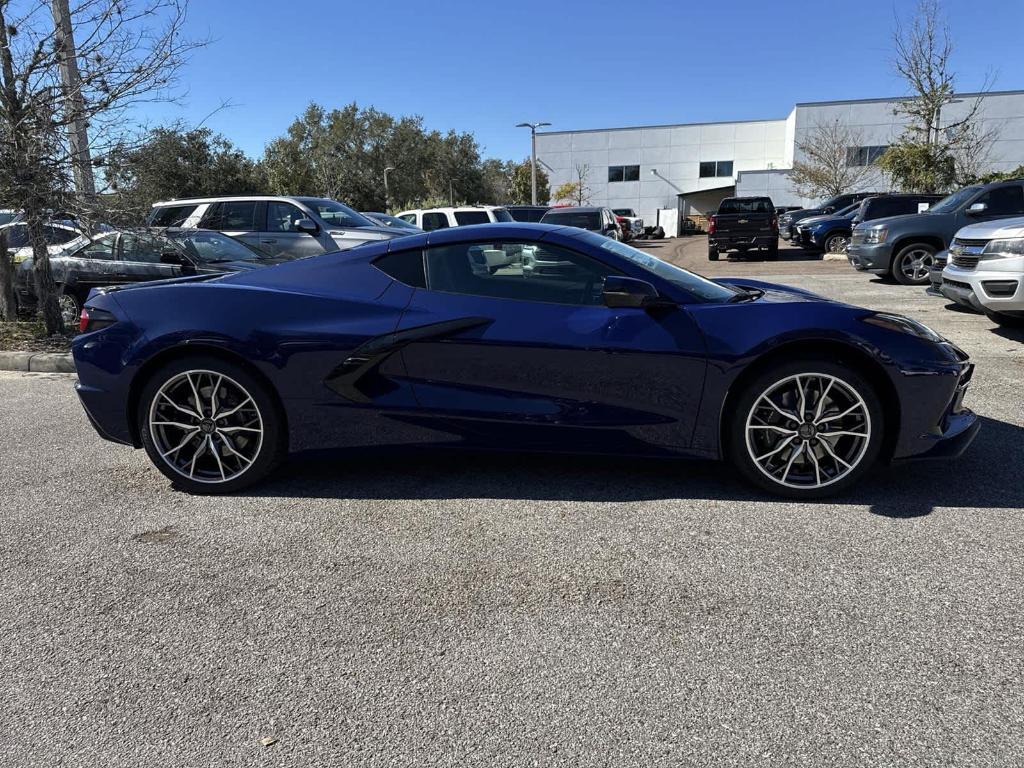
[104,127,267,224]
[878,142,956,194]
[509,159,550,205]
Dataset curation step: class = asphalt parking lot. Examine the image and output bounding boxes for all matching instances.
[2,236,1023,767]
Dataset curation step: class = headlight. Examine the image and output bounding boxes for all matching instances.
[862,228,888,244]
[862,312,944,342]
[981,237,1024,259]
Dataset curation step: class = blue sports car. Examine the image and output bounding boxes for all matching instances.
[72,223,978,498]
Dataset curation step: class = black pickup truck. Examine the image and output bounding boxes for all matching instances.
[708,197,778,260]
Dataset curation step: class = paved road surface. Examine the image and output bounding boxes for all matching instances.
[2,239,1022,767]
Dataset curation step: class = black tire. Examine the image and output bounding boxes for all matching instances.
[708,246,719,261]
[652,226,665,240]
[726,358,885,499]
[824,232,850,255]
[984,310,1024,328]
[892,243,937,285]
[765,240,779,260]
[138,355,285,494]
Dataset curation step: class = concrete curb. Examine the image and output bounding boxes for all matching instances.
[0,351,75,373]
[822,252,848,261]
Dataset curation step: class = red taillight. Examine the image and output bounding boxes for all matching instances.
[78,305,116,333]
[79,307,89,333]
[708,215,716,235]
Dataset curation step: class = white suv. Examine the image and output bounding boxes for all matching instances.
[396,205,513,231]
[941,216,1024,327]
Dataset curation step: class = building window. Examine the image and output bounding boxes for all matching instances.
[608,165,640,183]
[699,160,733,178]
[846,145,889,167]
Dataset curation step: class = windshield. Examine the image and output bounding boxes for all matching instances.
[366,213,420,230]
[297,198,375,228]
[927,186,982,214]
[834,202,860,217]
[583,233,738,302]
[166,230,262,263]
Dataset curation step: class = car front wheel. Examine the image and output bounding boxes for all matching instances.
[893,243,936,285]
[138,356,284,493]
[727,360,884,498]
[824,233,850,254]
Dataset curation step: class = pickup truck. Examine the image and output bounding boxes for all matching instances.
[708,197,778,260]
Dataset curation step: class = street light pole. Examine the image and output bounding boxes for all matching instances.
[516,121,551,205]
[383,166,395,211]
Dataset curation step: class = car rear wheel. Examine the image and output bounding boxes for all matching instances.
[708,246,719,261]
[727,359,884,498]
[58,291,81,328]
[138,356,284,493]
[893,243,936,285]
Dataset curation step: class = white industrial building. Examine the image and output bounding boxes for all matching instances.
[534,90,1024,232]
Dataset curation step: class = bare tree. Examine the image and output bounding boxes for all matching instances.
[789,119,879,199]
[0,0,203,334]
[880,0,997,192]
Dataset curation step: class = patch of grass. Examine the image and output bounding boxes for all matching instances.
[0,320,74,353]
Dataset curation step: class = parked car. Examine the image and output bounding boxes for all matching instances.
[396,206,514,231]
[793,202,861,252]
[848,180,1024,285]
[939,216,1024,327]
[505,205,551,223]
[146,196,409,260]
[361,212,423,231]
[15,228,280,326]
[3,221,84,263]
[707,197,778,260]
[780,192,881,241]
[612,208,644,239]
[539,206,622,239]
[73,222,977,499]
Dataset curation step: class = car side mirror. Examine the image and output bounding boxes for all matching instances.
[966,202,988,216]
[160,251,186,265]
[602,275,673,309]
[295,218,319,234]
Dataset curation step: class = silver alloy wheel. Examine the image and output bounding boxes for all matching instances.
[59,294,79,328]
[744,372,871,490]
[148,369,263,484]
[826,234,850,255]
[899,248,934,282]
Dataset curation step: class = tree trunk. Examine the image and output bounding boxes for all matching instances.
[0,230,15,321]
[27,212,63,334]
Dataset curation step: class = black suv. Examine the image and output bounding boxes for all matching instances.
[780,192,882,240]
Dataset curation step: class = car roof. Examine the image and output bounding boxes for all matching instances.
[542,206,603,213]
[398,205,506,214]
[149,195,328,207]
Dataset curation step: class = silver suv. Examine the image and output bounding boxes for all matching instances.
[146,196,409,259]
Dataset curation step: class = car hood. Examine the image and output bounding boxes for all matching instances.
[856,211,948,231]
[799,213,848,228]
[713,278,836,304]
[953,215,1024,240]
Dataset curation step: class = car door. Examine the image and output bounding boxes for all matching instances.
[198,200,266,254]
[963,184,1024,227]
[262,200,329,259]
[389,237,707,453]
[59,233,121,296]
[116,232,186,285]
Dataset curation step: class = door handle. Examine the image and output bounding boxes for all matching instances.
[260,238,278,244]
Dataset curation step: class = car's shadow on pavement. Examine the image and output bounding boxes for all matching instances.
[255,416,1022,518]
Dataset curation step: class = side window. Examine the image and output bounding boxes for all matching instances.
[78,234,117,260]
[3,224,29,248]
[44,226,78,245]
[122,233,177,264]
[422,212,449,231]
[267,201,309,232]
[424,241,618,306]
[374,250,426,288]
[149,204,197,227]
[399,214,417,224]
[453,210,489,226]
[201,201,259,231]
[978,185,1024,216]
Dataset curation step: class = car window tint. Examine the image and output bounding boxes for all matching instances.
[78,234,117,260]
[267,201,308,232]
[44,226,78,244]
[424,241,617,306]
[122,233,177,264]
[978,185,1024,216]
[399,214,417,224]
[422,212,449,231]
[201,201,258,230]
[540,210,601,230]
[3,224,28,248]
[150,204,197,227]
[492,208,514,222]
[453,211,490,226]
[374,250,426,288]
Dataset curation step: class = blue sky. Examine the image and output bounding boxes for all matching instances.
[144,0,1024,162]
